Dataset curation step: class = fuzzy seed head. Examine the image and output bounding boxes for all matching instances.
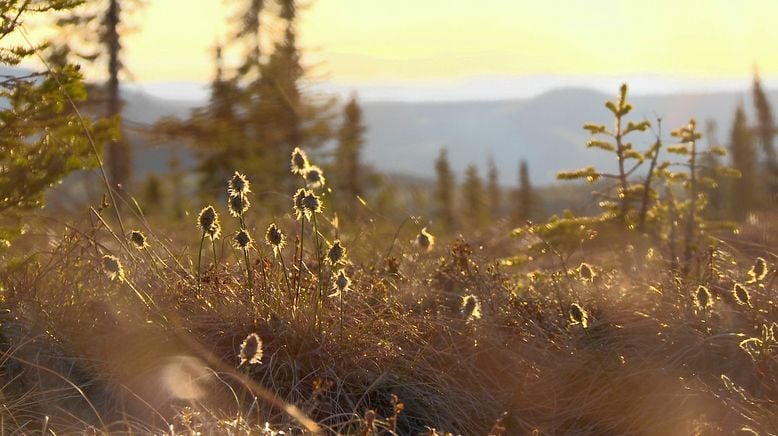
[733,283,751,307]
[102,254,125,281]
[694,285,713,310]
[227,194,250,218]
[461,294,482,323]
[570,303,588,328]
[129,230,148,249]
[327,240,346,265]
[303,165,326,189]
[293,188,308,220]
[198,206,221,240]
[416,227,435,252]
[578,262,596,282]
[301,191,323,219]
[749,257,768,282]
[290,147,309,175]
[233,229,252,250]
[239,333,263,366]
[265,223,286,250]
[334,269,351,294]
[228,171,251,196]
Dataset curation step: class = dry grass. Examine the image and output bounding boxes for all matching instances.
[0,178,776,435]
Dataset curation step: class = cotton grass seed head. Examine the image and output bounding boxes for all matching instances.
[416,227,435,252]
[694,285,713,310]
[102,254,125,281]
[332,269,351,296]
[748,257,768,282]
[238,333,263,366]
[233,229,252,250]
[569,303,588,328]
[197,206,221,240]
[302,191,323,219]
[265,223,286,250]
[303,165,326,189]
[228,171,251,196]
[290,147,309,175]
[129,230,148,249]
[578,262,595,282]
[327,240,346,265]
[461,294,482,323]
[733,283,751,307]
[227,193,250,217]
[293,188,308,220]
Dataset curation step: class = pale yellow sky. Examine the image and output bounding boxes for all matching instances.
[18,0,778,84]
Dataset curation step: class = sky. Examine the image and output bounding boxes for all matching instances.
[125,0,778,79]
[16,0,778,100]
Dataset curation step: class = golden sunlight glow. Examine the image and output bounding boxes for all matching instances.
[75,0,778,83]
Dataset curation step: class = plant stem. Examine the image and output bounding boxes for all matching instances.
[296,218,305,309]
[312,213,324,329]
[197,232,205,289]
[277,250,293,303]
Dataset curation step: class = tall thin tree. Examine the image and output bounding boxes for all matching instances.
[335,95,366,211]
[515,159,534,223]
[486,156,501,221]
[752,70,778,201]
[728,104,758,219]
[434,148,456,230]
[462,164,487,229]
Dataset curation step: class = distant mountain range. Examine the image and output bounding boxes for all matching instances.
[121,86,776,185]
[5,66,774,185]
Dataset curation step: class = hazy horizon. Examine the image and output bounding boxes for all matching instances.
[127,72,778,103]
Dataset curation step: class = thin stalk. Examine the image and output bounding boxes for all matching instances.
[312,213,324,328]
[197,232,206,288]
[212,239,219,290]
[296,218,305,308]
[277,250,293,302]
[239,212,253,289]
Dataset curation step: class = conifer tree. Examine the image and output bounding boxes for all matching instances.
[752,71,778,200]
[515,159,534,222]
[335,95,367,210]
[0,0,114,233]
[486,156,501,221]
[54,0,143,193]
[434,148,456,230]
[728,104,758,219]
[700,121,725,219]
[462,164,487,229]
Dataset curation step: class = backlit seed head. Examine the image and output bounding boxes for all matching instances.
[293,188,308,220]
[694,285,713,310]
[198,205,222,239]
[327,240,346,265]
[333,269,351,294]
[302,191,323,219]
[129,230,148,249]
[303,165,326,189]
[290,147,309,175]
[569,303,588,328]
[198,206,217,232]
[265,223,286,250]
[748,257,768,282]
[461,294,482,323]
[578,262,596,282]
[238,333,263,366]
[233,229,252,250]
[733,283,751,307]
[227,193,250,217]
[102,254,125,281]
[228,171,251,196]
[416,227,435,252]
